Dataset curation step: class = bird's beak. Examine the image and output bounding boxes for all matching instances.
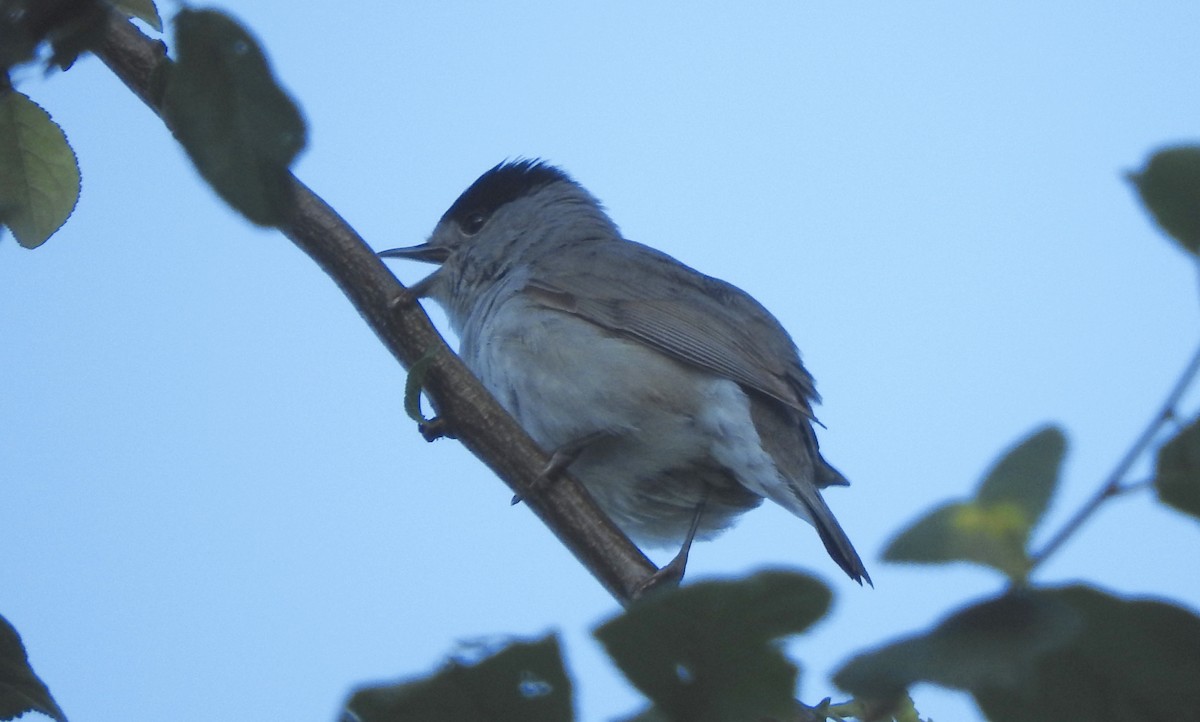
[378,243,450,265]
[379,243,448,298]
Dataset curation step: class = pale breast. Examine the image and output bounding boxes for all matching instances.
[462,295,769,546]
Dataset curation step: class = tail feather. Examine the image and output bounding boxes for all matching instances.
[815,459,851,488]
[743,395,868,584]
[768,482,871,586]
[802,493,872,586]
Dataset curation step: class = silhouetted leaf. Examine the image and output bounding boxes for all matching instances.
[1,0,67,70]
[618,707,670,722]
[162,9,305,227]
[595,570,831,722]
[1129,144,1200,255]
[111,0,162,32]
[835,586,1200,722]
[976,586,1200,722]
[0,1,42,71]
[0,90,80,248]
[0,0,105,72]
[344,635,572,722]
[44,0,106,71]
[1156,418,1200,521]
[0,614,68,722]
[834,589,1079,704]
[883,503,1029,579]
[884,425,1066,581]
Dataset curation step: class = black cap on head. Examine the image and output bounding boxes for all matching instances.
[442,159,572,231]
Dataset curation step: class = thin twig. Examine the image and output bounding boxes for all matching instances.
[1114,478,1155,494]
[1030,338,1200,568]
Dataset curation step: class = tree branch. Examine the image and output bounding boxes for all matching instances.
[1030,338,1200,568]
[91,12,657,605]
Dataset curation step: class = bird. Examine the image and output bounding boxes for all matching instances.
[380,159,869,586]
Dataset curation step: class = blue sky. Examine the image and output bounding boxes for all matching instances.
[3,3,1199,721]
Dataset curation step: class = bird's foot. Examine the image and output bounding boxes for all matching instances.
[513,431,610,504]
[632,540,693,599]
[631,495,707,599]
[417,416,454,442]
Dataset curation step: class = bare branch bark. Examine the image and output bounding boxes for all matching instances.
[91,12,657,605]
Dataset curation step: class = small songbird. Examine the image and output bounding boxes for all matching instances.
[381,160,869,585]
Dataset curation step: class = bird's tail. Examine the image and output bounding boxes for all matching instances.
[769,481,871,586]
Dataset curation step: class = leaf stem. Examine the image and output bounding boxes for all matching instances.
[1030,338,1200,569]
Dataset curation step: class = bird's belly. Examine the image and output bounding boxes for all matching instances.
[463,306,767,546]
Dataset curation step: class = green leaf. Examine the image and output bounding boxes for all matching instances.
[1129,144,1200,255]
[594,570,831,722]
[1155,418,1200,521]
[883,503,1030,580]
[162,9,306,227]
[0,614,68,722]
[111,0,163,32]
[976,424,1064,521]
[0,90,80,248]
[344,634,573,722]
[884,425,1066,581]
[834,589,1080,704]
[975,586,1200,722]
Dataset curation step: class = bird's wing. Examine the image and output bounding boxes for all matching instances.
[522,238,819,418]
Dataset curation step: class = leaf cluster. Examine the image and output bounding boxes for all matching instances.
[345,572,834,722]
[1,1,303,248]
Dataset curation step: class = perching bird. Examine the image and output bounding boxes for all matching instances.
[381,160,869,585]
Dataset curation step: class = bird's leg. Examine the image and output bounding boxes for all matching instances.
[511,431,611,504]
[633,493,709,599]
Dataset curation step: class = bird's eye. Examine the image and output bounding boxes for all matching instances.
[461,212,488,236]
